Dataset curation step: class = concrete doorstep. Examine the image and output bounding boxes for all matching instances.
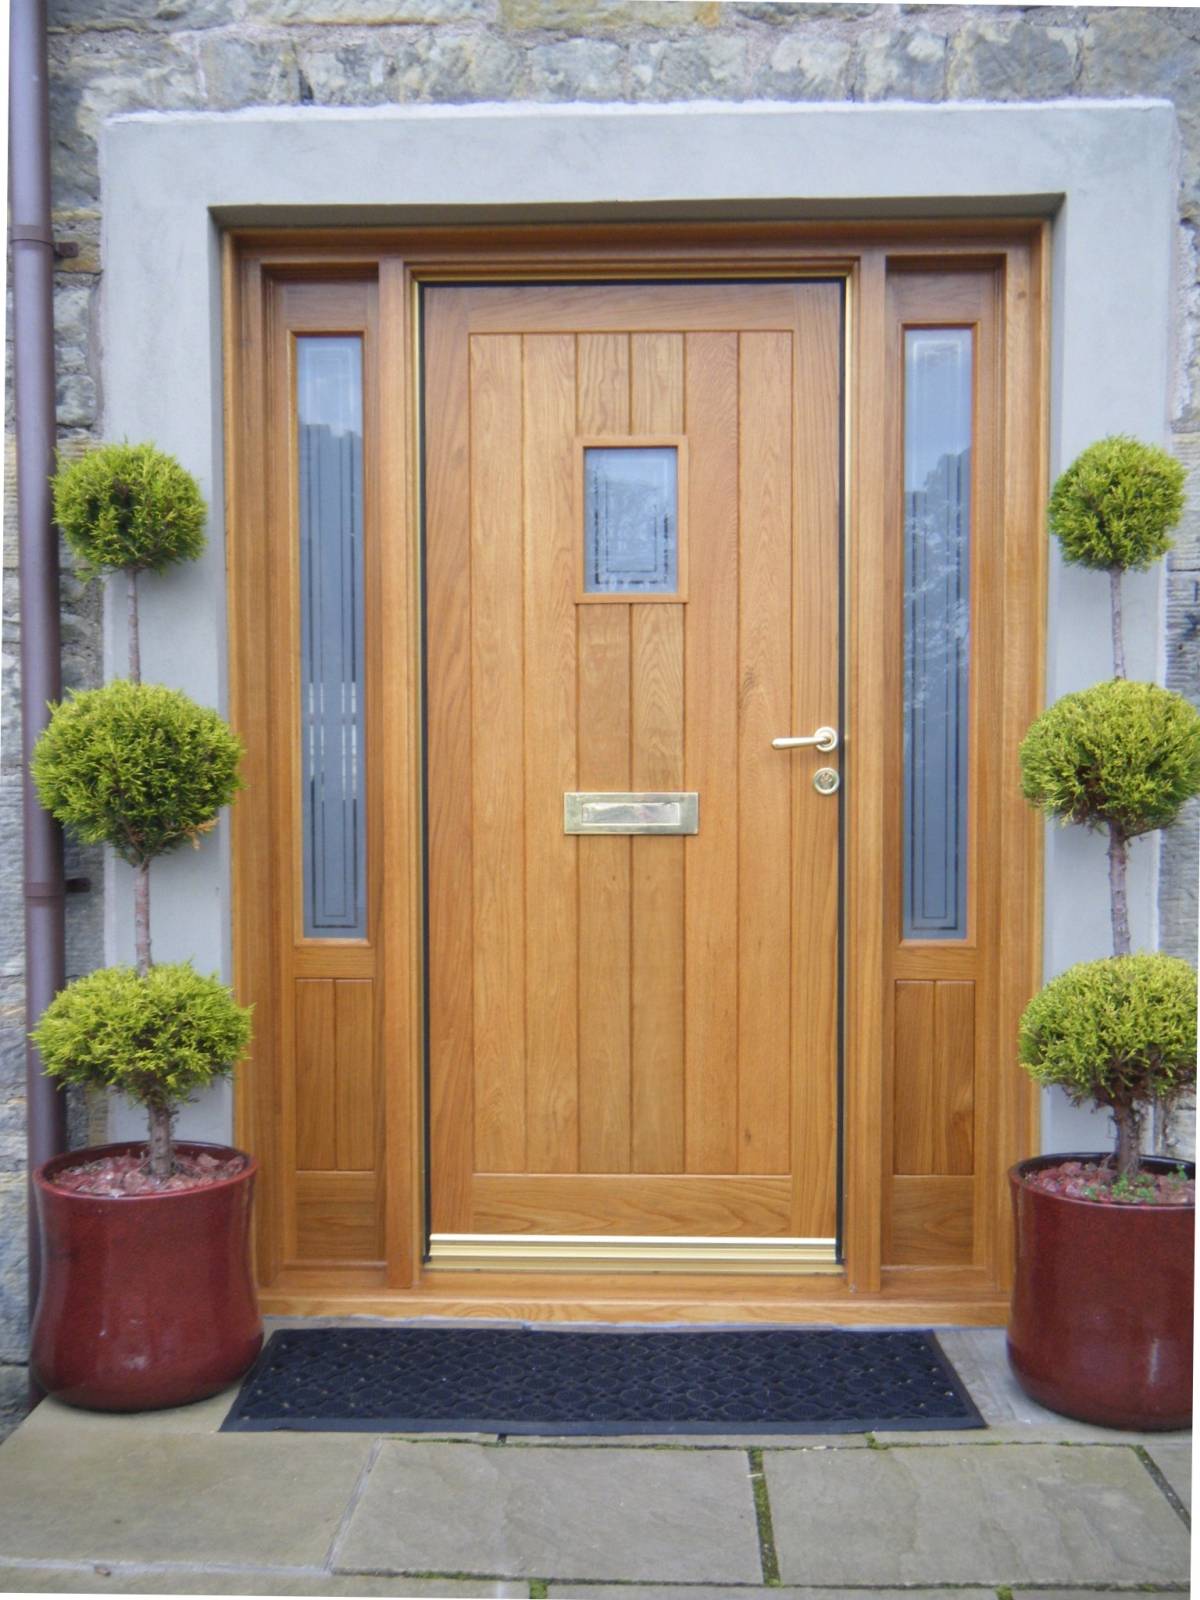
[0,1328,1190,1596]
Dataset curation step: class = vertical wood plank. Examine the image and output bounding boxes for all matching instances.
[683,332,740,1175]
[230,252,284,1283]
[934,980,975,1175]
[892,979,935,1174]
[334,979,376,1171]
[892,980,976,1177]
[378,254,420,1287]
[471,334,528,1173]
[524,333,580,1172]
[576,333,633,1173]
[737,330,793,1175]
[789,283,842,1238]
[295,979,336,1170]
[425,287,475,1231]
[844,250,888,1292]
[631,333,686,1174]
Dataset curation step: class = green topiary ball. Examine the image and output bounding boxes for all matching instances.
[1020,679,1200,837]
[31,963,252,1110]
[1018,953,1197,1114]
[31,681,244,866]
[1048,435,1185,572]
[52,442,207,579]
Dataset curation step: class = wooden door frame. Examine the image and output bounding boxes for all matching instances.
[225,219,1047,1323]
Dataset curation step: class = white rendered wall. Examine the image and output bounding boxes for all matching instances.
[99,99,1179,1152]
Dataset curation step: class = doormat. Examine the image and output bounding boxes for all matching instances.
[220,1326,984,1435]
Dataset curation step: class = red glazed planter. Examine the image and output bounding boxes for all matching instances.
[31,1141,262,1412]
[1007,1153,1194,1431]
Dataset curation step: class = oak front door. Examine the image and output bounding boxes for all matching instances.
[423,281,842,1266]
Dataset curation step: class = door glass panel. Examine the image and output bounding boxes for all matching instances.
[583,445,678,594]
[298,335,366,939]
[903,327,971,940]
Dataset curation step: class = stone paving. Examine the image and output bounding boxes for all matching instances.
[0,1326,1190,1597]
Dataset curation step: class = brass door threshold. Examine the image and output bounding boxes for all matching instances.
[427,1234,841,1274]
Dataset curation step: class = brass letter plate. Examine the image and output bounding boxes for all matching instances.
[564,792,699,835]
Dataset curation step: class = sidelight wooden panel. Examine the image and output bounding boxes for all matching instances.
[630,332,686,1175]
[892,975,982,1182]
[470,333,527,1175]
[295,980,336,1171]
[576,334,633,1175]
[683,332,740,1175]
[334,980,376,1172]
[736,331,794,1176]
[295,1171,381,1262]
[881,265,1012,1271]
[887,1175,974,1266]
[523,334,581,1174]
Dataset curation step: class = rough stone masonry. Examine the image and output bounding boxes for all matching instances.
[3,1,1200,1368]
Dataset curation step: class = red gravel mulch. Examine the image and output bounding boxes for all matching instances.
[48,1150,248,1197]
[1023,1159,1194,1207]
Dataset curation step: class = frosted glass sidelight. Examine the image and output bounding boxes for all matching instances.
[903,328,972,941]
[298,336,366,939]
[584,446,678,594]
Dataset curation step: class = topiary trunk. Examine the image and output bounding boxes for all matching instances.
[1112,1102,1142,1179]
[1107,825,1131,958]
[147,1099,174,1181]
[128,553,172,1174]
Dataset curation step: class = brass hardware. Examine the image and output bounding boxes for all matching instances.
[771,726,839,752]
[565,792,699,835]
[427,1233,840,1274]
[813,767,840,796]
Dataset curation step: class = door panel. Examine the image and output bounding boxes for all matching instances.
[424,281,842,1248]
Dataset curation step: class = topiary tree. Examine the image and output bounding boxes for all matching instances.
[52,442,207,682]
[31,686,246,1176]
[32,682,243,979]
[33,442,245,1179]
[1019,954,1197,1177]
[1020,680,1200,955]
[31,965,251,1179]
[1020,433,1200,1175]
[1047,435,1185,679]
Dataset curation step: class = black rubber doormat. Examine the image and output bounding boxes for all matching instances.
[220,1326,984,1435]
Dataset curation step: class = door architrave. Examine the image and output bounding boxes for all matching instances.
[224,219,1046,1323]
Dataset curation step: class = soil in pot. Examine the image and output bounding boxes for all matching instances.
[47,1148,248,1196]
[1022,1158,1194,1207]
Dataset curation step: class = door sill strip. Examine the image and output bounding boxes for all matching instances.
[427,1234,840,1273]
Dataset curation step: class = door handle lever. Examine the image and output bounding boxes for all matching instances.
[772,726,839,752]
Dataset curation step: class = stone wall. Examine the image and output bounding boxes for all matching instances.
[3,1,1199,1361]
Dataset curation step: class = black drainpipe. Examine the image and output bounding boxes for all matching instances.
[10,0,68,1344]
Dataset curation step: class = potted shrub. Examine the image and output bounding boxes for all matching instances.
[1008,435,1199,1430]
[26,444,260,1411]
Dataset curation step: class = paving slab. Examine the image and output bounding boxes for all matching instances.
[0,1569,523,1596]
[935,1325,1194,1443]
[334,1439,763,1584]
[1144,1438,1193,1511]
[550,1589,999,1598]
[504,1432,871,1449]
[764,1441,1191,1587]
[15,1388,238,1437]
[0,1432,373,1568]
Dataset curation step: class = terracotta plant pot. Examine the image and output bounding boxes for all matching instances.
[31,1140,262,1412]
[1007,1152,1194,1431]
